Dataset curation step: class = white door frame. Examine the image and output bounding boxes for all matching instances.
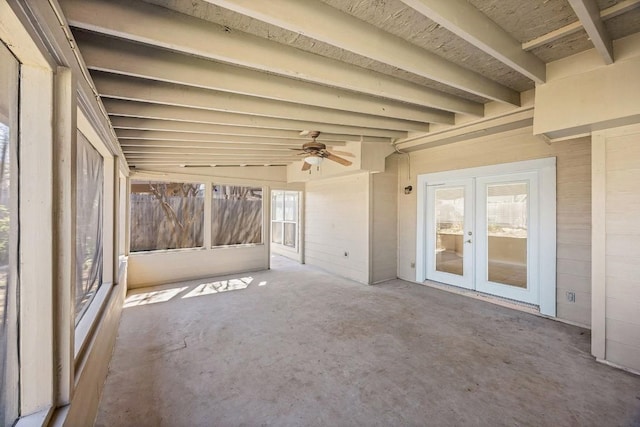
[416,158,557,316]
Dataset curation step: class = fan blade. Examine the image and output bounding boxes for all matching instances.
[328,149,355,157]
[288,148,305,151]
[325,152,352,166]
[301,161,312,171]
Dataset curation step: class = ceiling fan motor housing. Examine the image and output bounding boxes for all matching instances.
[302,141,327,152]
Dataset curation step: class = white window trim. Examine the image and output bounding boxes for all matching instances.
[75,110,116,359]
[271,190,300,251]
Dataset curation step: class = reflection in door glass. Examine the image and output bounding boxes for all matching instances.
[435,187,464,276]
[487,183,528,288]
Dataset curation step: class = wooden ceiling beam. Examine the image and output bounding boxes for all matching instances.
[93,72,431,132]
[121,145,304,153]
[110,117,390,143]
[104,100,407,139]
[203,0,520,104]
[125,154,302,161]
[116,130,349,146]
[60,0,482,115]
[400,0,545,83]
[567,0,614,64]
[523,0,640,51]
[77,31,453,124]
[120,140,308,149]
[129,161,288,166]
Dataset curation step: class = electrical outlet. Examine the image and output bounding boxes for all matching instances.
[566,291,576,303]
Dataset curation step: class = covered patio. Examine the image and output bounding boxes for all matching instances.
[96,256,640,426]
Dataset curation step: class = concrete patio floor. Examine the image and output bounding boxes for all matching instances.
[95,256,640,426]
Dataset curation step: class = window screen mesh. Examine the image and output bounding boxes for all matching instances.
[75,131,104,323]
[212,185,262,246]
[130,181,205,252]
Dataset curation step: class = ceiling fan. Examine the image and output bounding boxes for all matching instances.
[291,131,353,171]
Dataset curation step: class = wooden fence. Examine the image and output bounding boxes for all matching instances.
[130,196,263,251]
[130,194,205,251]
[211,199,262,246]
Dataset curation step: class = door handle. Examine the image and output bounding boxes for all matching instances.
[465,239,472,243]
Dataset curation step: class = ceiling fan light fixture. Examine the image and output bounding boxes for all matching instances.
[304,156,323,166]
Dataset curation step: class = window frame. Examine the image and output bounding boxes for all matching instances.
[211,184,264,248]
[73,110,116,361]
[128,179,207,253]
[1,2,126,424]
[271,190,300,251]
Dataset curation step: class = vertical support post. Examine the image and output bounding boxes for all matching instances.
[265,186,271,270]
[20,64,55,415]
[124,177,131,257]
[591,132,607,359]
[102,156,115,286]
[204,181,212,249]
[53,66,76,406]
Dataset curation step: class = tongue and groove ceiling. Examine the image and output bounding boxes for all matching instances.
[59,0,640,169]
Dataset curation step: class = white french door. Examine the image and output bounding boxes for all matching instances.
[425,179,474,289]
[474,172,539,304]
[419,159,555,312]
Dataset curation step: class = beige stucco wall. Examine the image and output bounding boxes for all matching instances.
[305,172,370,284]
[397,127,592,326]
[371,157,398,283]
[128,245,268,289]
[534,33,640,140]
[592,124,640,372]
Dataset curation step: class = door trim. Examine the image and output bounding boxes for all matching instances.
[416,158,556,316]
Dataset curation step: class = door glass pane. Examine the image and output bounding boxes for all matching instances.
[435,187,464,276]
[487,183,528,288]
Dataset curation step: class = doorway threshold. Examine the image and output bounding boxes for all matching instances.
[421,279,540,315]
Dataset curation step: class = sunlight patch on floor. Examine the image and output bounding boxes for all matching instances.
[124,286,188,308]
[182,277,254,298]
